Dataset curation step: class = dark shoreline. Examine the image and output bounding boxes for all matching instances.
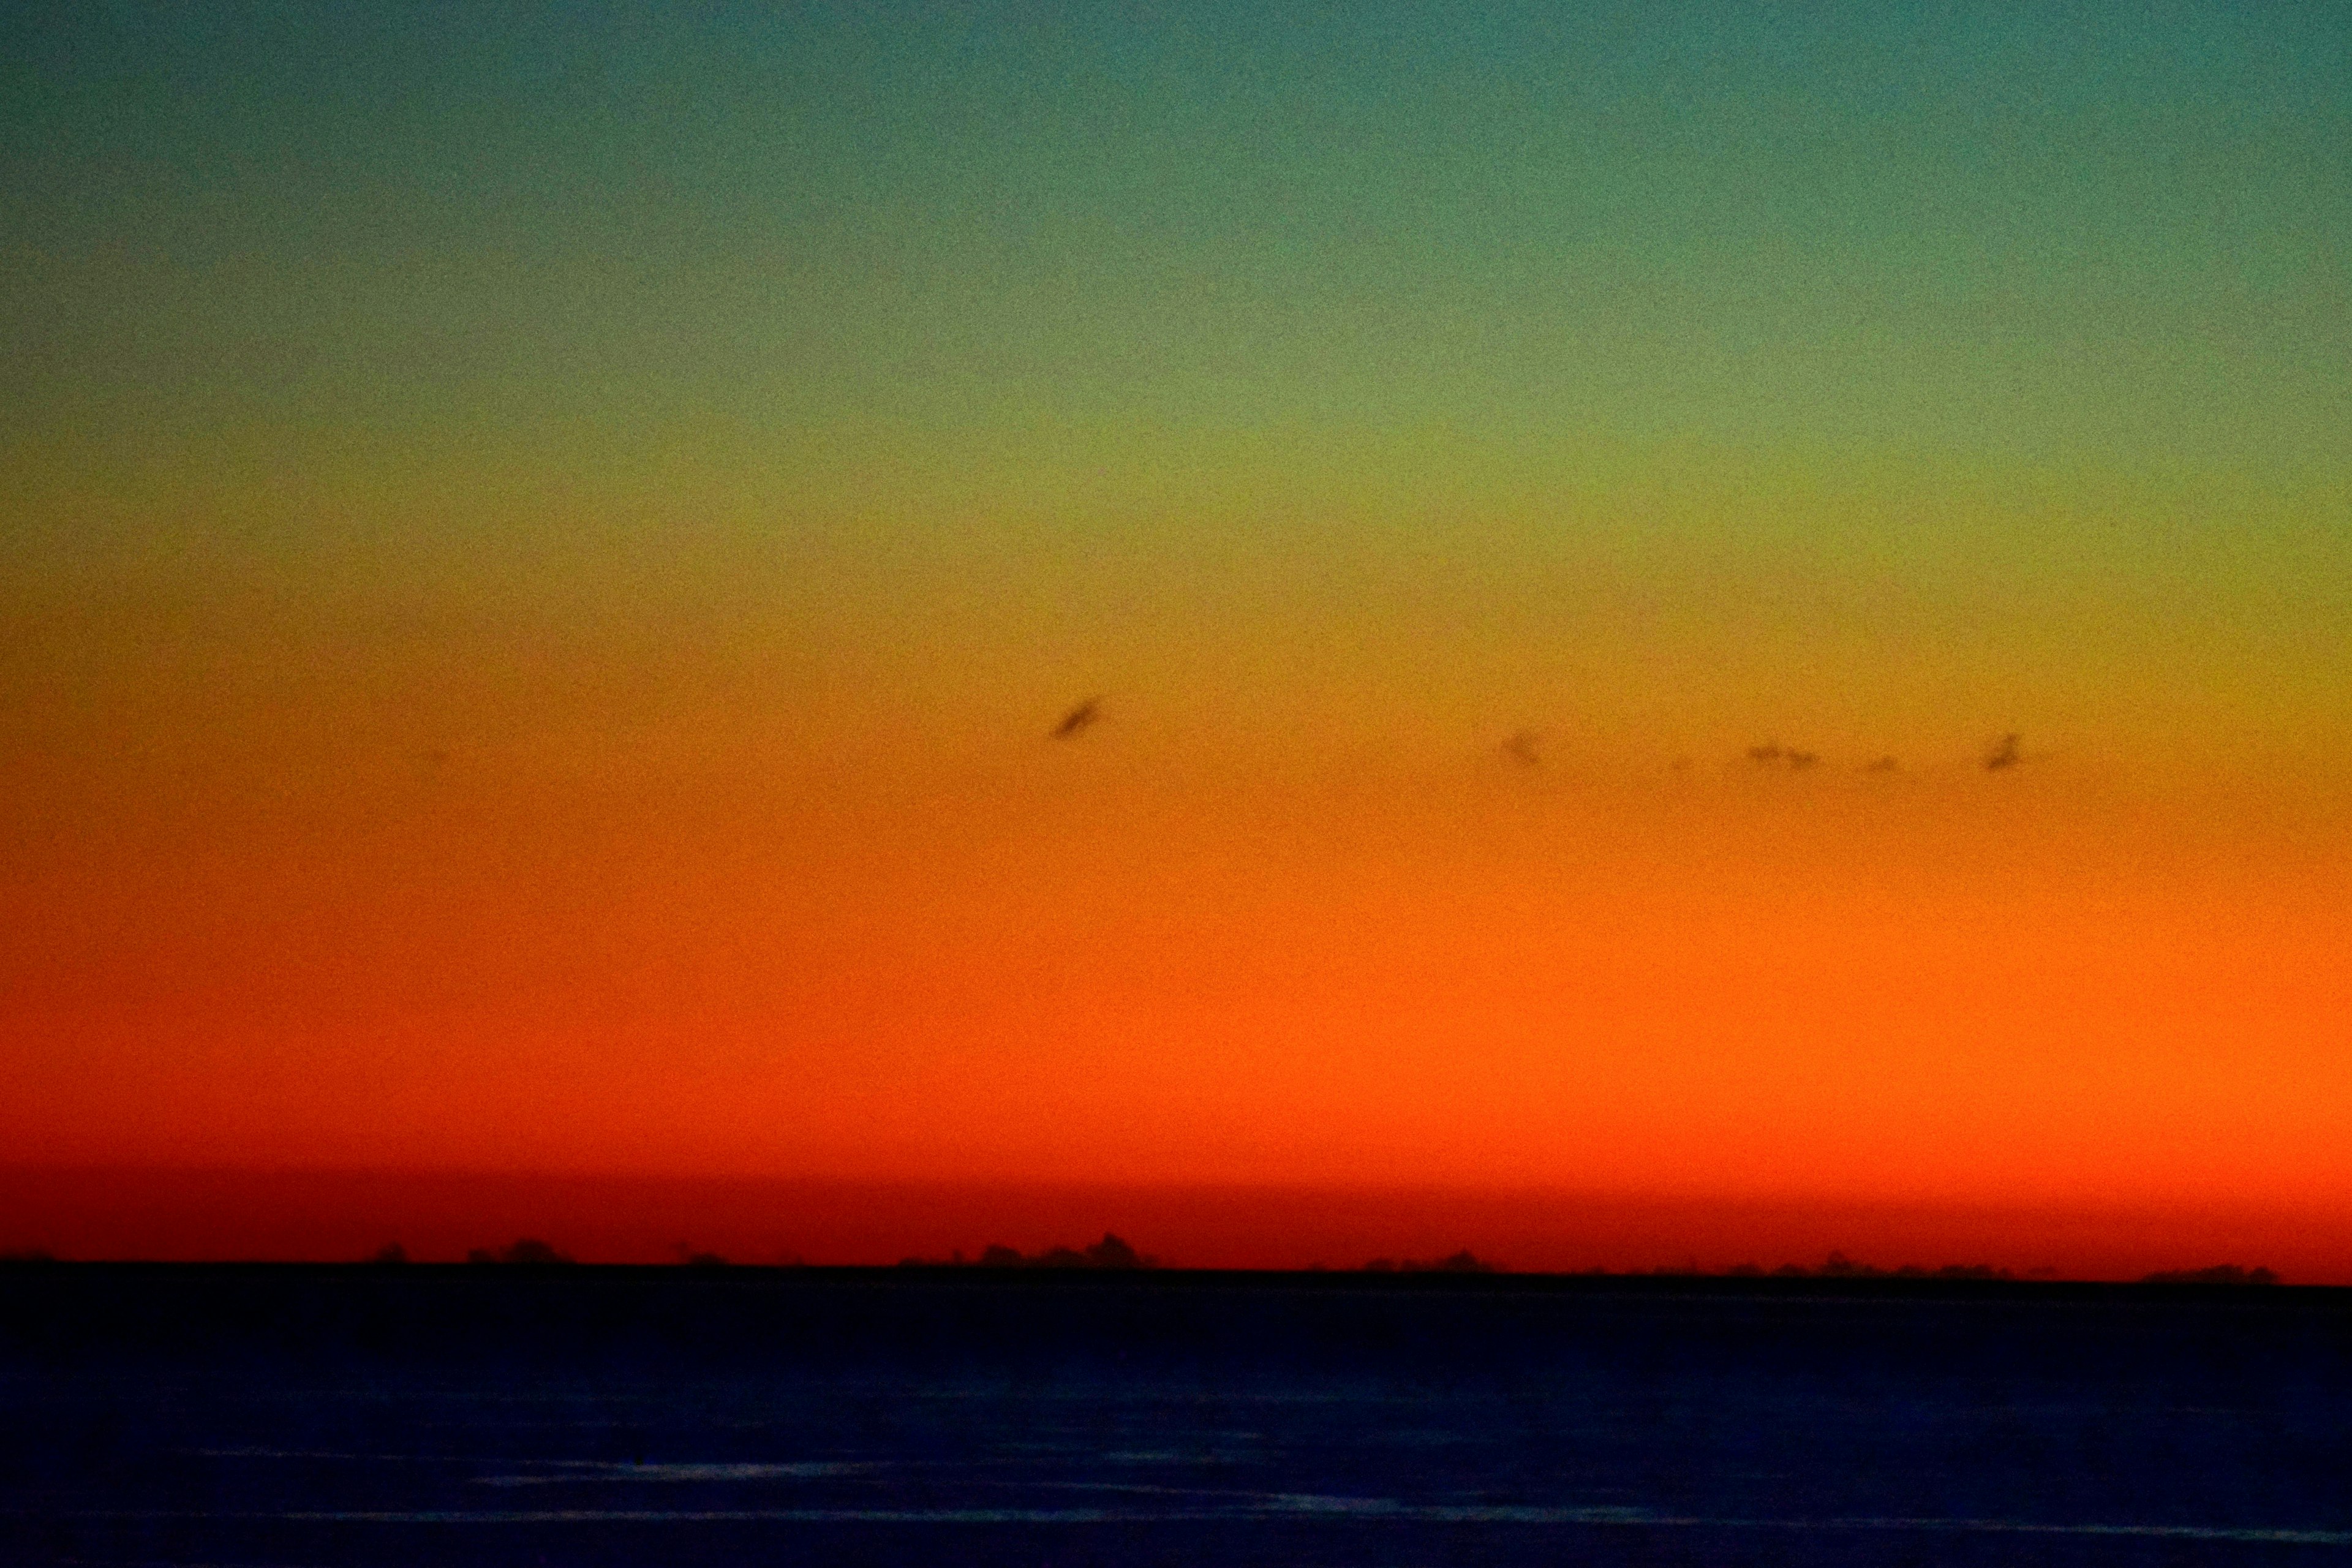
[6,1259,2342,1372]
[2,1256,2335,1289]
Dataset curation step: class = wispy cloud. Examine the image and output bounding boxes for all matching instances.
[1747,741,1820,771]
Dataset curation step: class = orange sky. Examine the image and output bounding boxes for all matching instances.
[7,605,2346,1241]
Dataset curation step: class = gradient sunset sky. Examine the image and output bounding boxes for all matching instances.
[5,3,2348,1264]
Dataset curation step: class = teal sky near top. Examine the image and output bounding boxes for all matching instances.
[8,2,2347,516]
[7,0,2350,833]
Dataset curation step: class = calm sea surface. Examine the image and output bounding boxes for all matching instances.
[3,1266,2347,1565]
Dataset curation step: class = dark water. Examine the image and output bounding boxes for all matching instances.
[3,1266,2348,1565]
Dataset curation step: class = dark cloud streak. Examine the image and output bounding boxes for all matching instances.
[1050,698,1102,739]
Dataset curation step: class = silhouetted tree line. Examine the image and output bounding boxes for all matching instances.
[368,1242,760,1266]
[1717,1251,2017,1280]
[2142,1265,2278,1286]
[899,1233,1157,1269]
[464,1238,573,1266]
[1362,1251,1502,1274]
[306,1244,2263,1283]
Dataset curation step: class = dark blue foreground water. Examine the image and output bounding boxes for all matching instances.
[3,1266,2347,1565]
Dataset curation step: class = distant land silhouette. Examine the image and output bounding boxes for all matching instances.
[262,1242,2294,1285]
[1362,1250,1501,1273]
[6,1169,2335,1281]
[2143,1264,2278,1286]
[900,1233,1155,1269]
[464,1238,573,1266]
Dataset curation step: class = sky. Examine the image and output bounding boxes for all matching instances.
[4,2,2348,1268]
